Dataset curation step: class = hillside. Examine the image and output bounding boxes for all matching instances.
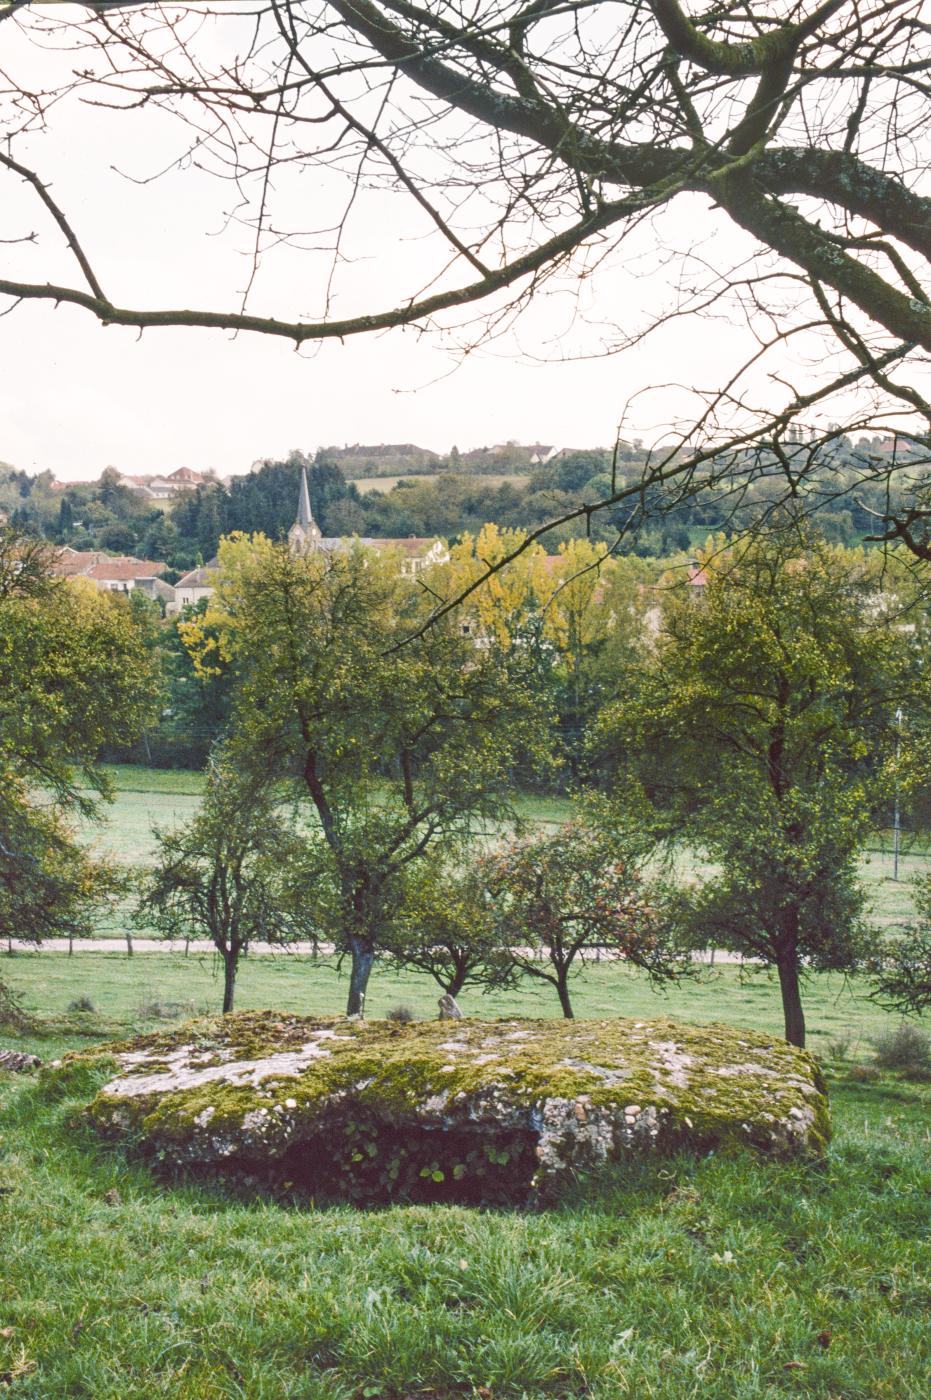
[1,432,914,571]
[318,443,441,477]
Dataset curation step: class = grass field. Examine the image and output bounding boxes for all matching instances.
[67,767,927,942]
[66,772,575,940]
[354,473,443,492]
[3,767,929,1397]
[0,953,922,1062]
[0,962,928,1398]
[353,473,531,493]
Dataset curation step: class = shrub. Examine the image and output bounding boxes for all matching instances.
[136,998,202,1023]
[870,1022,931,1077]
[0,977,36,1032]
[846,1063,880,1083]
[385,1003,416,1024]
[826,1033,852,1061]
[67,996,97,1015]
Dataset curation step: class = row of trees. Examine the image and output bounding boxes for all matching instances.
[144,526,929,1044]
[4,519,931,1046]
[4,456,363,574]
[337,439,920,557]
[139,787,692,1020]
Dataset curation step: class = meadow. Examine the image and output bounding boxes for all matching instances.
[68,767,926,941]
[353,473,531,493]
[2,768,927,1397]
[1,957,928,1399]
[0,952,918,1063]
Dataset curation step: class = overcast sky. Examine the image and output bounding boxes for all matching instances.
[0,2,891,482]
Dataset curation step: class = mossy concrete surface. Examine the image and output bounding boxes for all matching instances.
[51,1012,830,1200]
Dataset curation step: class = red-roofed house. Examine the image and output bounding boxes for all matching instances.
[52,546,171,598]
[166,467,206,487]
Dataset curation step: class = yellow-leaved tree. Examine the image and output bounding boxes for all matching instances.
[447,524,550,651]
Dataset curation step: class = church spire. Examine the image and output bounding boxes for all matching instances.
[296,465,314,528]
[289,465,322,554]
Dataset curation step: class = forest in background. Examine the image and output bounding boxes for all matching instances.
[0,432,917,575]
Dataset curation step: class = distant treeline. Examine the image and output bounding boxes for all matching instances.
[1,435,914,573]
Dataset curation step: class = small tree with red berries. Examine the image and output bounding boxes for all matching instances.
[483,818,693,1018]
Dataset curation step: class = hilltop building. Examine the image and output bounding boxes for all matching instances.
[117,467,209,500]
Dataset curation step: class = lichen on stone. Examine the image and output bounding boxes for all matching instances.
[51,1012,831,1203]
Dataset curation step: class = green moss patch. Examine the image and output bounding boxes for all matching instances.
[52,1012,831,1204]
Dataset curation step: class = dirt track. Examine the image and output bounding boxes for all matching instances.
[5,939,745,962]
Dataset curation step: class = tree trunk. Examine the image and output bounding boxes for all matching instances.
[556,971,574,1019]
[125,930,133,958]
[346,939,375,1017]
[777,954,805,1047]
[446,958,467,999]
[222,951,238,1014]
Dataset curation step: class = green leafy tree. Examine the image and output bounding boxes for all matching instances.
[538,541,648,782]
[383,859,513,1002]
[598,535,917,1046]
[148,602,232,768]
[483,817,691,1018]
[0,792,124,949]
[184,534,546,1015]
[137,757,311,1012]
[869,875,931,1017]
[0,525,160,948]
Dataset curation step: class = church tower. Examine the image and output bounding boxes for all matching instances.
[288,466,322,554]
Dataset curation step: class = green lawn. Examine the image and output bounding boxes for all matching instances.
[1,953,924,1064]
[67,768,925,941]
[100,765,207,796]
[0,966,928,1398]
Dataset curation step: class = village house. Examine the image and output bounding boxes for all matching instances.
[116,467,209,500]
[51,546,172,600]
[170,560,219,613]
